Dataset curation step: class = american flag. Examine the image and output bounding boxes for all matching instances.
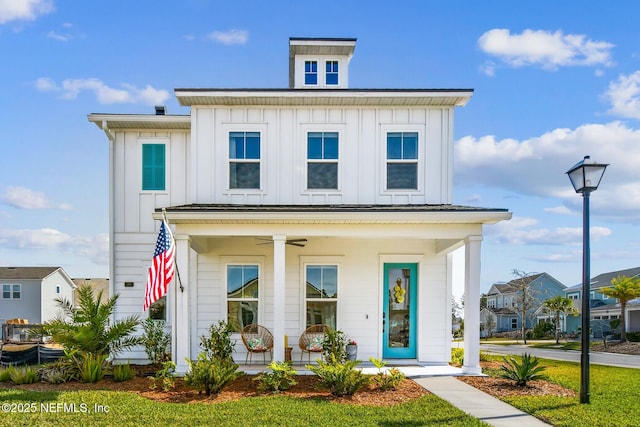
[143,220,175,311]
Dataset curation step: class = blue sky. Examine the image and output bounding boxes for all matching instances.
[1,1,639,299]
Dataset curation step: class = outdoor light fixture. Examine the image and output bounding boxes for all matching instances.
[566,155,608,404]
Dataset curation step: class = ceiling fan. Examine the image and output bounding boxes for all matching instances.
[255,238,307,247]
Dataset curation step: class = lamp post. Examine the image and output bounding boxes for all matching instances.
[566,155,608,404]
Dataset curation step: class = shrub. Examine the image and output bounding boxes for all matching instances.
[148,361,177,391]
[533,321,554,339]
[450,348,464,367]
[9,366,39,385]
[200,321,235,361]
[306,357,369,396]
[369,357,405,391]
[142,318,171,364]
[113,363,135,382]
[37,365,68,384]
[500,353,547,386]
[322,329,347,364]
[0,367,12,382]
[626,331,640,342]
[254,361,298,393]
[77,352,107,383]
[185,354,244,396]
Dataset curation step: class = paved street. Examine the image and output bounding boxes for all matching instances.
[479,343,640,369]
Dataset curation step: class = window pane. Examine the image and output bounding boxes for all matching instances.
[306,301,336,329]
[308,163,338,189]
[323,133,338,159]
[2,284,9,299]
[229,132,244,159]
[307,133,323,159]
[12,285,20,299]
[305,61,318,85]
[230,162,260,189]
[228,301,259,332]
[387,133,402,159]
[403,133,418,159]
[306,266,337,298]
[245,132,260,159]
[227,265,259,298]
[387,163,417,189]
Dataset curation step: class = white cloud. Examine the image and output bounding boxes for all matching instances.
[207,29,248,45]
[604,71,640,120]
[455,121,640,222]
[543,206,572,215]
[0,0,53,24]
[0,228,108,266]
[34,77,170,105]
[2,186,70,210]
[46,30,71,41]
[478,29,614,71]
[488,216,611,245]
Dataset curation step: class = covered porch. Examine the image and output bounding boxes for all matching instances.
[157,204,510,375]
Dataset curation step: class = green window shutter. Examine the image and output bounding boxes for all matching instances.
[142,144,165,190]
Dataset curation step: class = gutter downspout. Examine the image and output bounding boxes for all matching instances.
[101,121,116,321]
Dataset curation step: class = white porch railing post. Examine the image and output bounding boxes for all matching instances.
[173,234,191,374]
[462,235,482,375]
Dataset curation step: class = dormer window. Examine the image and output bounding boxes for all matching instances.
[326,61,338,85]
[305,61,318,85]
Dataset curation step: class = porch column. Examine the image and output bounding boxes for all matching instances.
[463,235,482,375]
[272,234,286,361]
[172,234,191,374]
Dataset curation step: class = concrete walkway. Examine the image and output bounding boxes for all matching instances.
[414,376,551,427]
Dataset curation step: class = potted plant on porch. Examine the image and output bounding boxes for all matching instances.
[346,339,357,361]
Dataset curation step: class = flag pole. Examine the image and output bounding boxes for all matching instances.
[162,209,184,293]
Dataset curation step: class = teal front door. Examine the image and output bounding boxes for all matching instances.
[383,263,417,358]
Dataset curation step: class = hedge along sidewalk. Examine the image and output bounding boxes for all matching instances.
[415,376,551,427]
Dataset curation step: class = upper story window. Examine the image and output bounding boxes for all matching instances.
[386,132,418,190]
[2,284,20,299]
[567,293,579,300]
[305,265,337,330]
[487,299,496,308]
[305,61,318,85]
[326,61,338,85]
[229,132,260,189]
[142,144,166,191]
[227,265,259,333]
[307,132,338,189]
[56,285,61,294]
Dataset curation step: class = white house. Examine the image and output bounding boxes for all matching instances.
[89,37,511,374]
[0,267,75,336]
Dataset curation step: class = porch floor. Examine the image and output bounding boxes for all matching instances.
[236,360,465,377]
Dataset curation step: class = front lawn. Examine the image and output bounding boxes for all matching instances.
[0,386,485,426]
[481,356,640,426]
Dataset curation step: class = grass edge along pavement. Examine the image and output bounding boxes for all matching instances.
[0,386,487,427]
[477,355,640,427]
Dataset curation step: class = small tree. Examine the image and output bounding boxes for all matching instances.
[40,285,143,357]
[601,276,640,343]
[510,270,540,345]
[542,295,578,344]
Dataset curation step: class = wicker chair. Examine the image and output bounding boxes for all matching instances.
[240,324,274,364]
[298,324,330,363]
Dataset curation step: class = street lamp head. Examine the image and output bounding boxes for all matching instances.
[566,155,608,193]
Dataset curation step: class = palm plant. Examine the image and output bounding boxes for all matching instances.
[500,353,547,386]
[542,295,578,344]
[40,284,143,357]
[601,275,640,342]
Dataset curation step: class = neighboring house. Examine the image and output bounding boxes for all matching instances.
[485,273,566,334]
[88,37,511,374]
[479,307,496,338]
[72,278,110,305]
[0,267,75,337]
[565,266,640,337]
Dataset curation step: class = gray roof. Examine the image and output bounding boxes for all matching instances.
[0,267,60,280]
[488,273,546,295]
[565,266,640,291]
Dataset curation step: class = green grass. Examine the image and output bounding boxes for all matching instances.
[0,387,485,426]
[483,355,640,426]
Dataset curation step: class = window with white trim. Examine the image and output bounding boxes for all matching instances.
[511,318,518,329]
[386,132,418,189]
[142,144,166,191]
[2,284,20,299]
[307,132,338,189]
[227,265,259,333]
[305,61,318,85]
[305,265,337,329]
[326,61,338,85]
[229,132,260,189]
